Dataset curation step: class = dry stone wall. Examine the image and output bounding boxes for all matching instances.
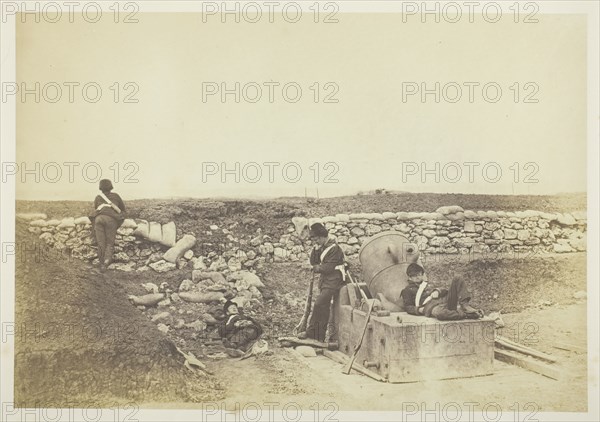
[297,207,587,258]
[22,205,587,277]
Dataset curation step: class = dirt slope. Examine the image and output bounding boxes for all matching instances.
[14,225,223,407]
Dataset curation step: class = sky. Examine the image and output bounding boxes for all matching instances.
[13,10,588,200]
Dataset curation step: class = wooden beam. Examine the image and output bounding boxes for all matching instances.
[495,336,558,363]
[494,348,561,380]
[552,342,586,354]
[323,350,388,382]
[278,336,338,350]
[347,285,359,308]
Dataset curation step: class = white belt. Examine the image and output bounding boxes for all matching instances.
[335,264,346,281]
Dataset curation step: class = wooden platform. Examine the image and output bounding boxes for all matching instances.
[335,305,496,383]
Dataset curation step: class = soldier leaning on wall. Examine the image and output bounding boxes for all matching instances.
[90,179,126,273]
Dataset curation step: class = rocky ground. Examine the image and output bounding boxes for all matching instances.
[12,193,590,411]
[16,192,586,237]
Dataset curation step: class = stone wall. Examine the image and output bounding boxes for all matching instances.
[22,205,587,278]
[294,206,587,259]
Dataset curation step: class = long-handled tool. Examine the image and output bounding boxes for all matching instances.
[344,295,375,375]
[346,266,370,306]
[294,271,315,335]
[343,268,376,375]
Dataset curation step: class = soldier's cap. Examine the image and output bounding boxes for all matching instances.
[99,179,113,191]
[223,300,238,313]
[406,263,425,277]
[309,222,328,238]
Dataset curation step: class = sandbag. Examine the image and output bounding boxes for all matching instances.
[160,222,177,247]
[179,291,224,303]
[148,222,162,243]
[163,234,196,263]
[133,220,149,238]
[128,293,165,307]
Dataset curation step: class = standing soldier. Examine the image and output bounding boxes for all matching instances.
[92,179,125,272]
[299,222,345,342]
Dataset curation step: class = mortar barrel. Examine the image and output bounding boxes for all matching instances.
[358,231,420,305]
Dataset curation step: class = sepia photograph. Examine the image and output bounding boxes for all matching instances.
[1,1,598,421]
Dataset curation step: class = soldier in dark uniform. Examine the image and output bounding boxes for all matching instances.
[218,301,263,352]
[92,179,125,272]
[299,223,345,342]
[400,263,483,320]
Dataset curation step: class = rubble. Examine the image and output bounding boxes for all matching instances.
[25,205,588,352]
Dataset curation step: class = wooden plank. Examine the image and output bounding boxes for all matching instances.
[494,348,561,380]
[346,284,359,308]
[323,350,388,382]
[278,336,338,350]
[552,342,586,354]
[495,336,558,363]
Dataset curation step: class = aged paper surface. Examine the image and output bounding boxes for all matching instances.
[1,1,598,421]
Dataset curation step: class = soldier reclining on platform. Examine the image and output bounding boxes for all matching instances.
[400,263,483,320]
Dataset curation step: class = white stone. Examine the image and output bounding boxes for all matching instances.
[295,346,317,357]
[445,212,465,221]
[142,283,160,293]
[17,212,47,220]
[121,218,137,229]
[396,212,410,220]
[149,260,177,273]
[274,247,288,258]
[179,279,195,292]
[569,236,586,251]
[184,250,194,260]
[29,219,47,227]
[422,229,436,238]
[230,270,265,288]
[291,216,309,236]
[348,237,359,245]
[188,319,210,332]
[228,257,242,271]
[57,217,75,229]
[557,213,577,226]
[351,227,365,237]
[151,312,172,323]
[436,205,464,215]
[335,214,350,222]
[553,243,574,253]
[427,212,445,220]
[365,224,382,236]
[539,212,556,221]
[74,216,91,225]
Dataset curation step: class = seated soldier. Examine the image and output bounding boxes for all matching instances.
[218,301,263,353]
[400,263,483,320]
